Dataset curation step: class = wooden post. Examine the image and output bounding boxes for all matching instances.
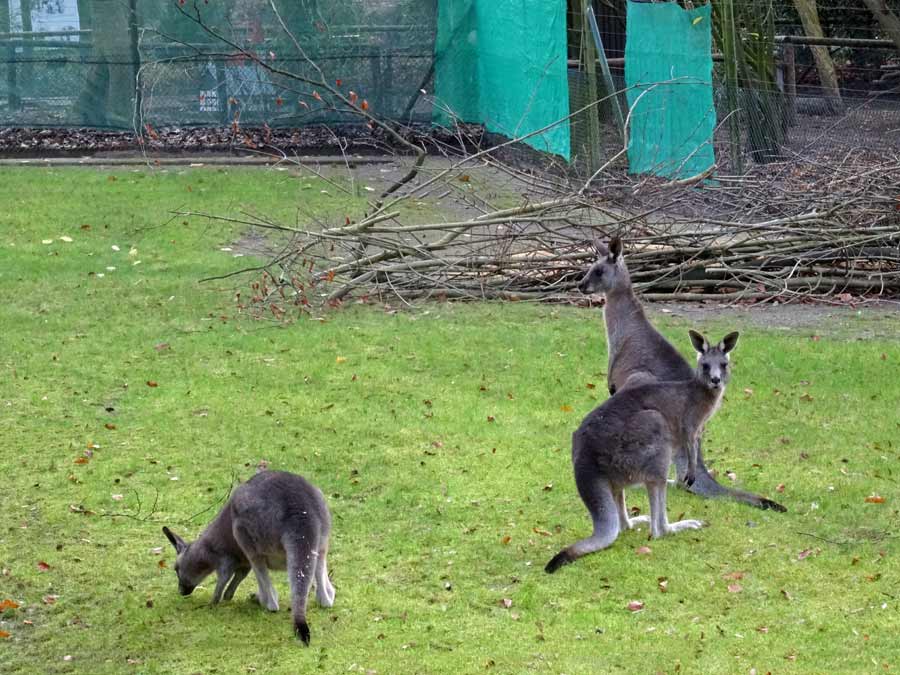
[721,0,743,173]
[20,0,32,105]
[128,0,141,126]
[782,43,796,126]
[0,0,17,111]
[579,0,602,174]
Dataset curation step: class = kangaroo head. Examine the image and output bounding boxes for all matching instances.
[689,330,739,391]
[578,237,628,295]
[162,526,215,597]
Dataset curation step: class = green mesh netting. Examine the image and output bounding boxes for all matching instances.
[0,0,569,160]
[433,0,570,159]
[0,0,438,130]
[624,0,716,178]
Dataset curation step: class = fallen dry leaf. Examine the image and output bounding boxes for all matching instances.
[636,546,652,556]
[781,589,793,601]
[0,630,9,639]
[775,483,786,493]
[532,527,552,537]
[799,393,813,402]
[500,535,511,545]
[626,600,645,612]
[727,584,743,593]
[500,598,513,609]
[37,561,50,572]
[111,494,124,501]
[658,578,669,593]
[104,423,116,430]
[865,495,886,504]
[0,599,20,611]
[42,595,59,605]
[158,560,167,569]
[757,625,769,634]
[153,342,170,352]
[146,381,158,388]
[560,405,573,413]
[487,415,495,423]
[723,571,745,580]
[335,356,347,364]
[586,382,596,389]
[73,457,89,465]
[797,549,814,560]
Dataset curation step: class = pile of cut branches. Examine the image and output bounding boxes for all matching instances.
[166,0,900,312]
[192,150,900,311]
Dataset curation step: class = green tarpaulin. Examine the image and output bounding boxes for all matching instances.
[625,1,716,178]
[434,0,571,159]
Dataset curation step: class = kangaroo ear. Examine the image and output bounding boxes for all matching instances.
[608,236,623,260]
[720,331,740,354]
[162,526,187,553]
[688,330,708,354]
[593,238,608,258]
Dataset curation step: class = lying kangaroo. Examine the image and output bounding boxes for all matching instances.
[162,470,335,645]
[545,330,737,573]
[577,237,786,512]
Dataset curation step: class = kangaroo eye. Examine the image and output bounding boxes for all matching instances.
[702,363,710,371]
[721,362,728,369]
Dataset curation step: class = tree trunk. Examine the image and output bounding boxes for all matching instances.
[791,0,843,114]
[861,0,900,53]
[76,0,135,127]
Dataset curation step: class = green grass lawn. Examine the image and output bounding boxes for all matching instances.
[1,167,899,674]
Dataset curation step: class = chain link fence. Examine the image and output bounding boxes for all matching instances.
[0,0,438,130]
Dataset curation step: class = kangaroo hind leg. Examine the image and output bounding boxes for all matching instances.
[314,540,335,608]
[615,487,649,531]
[647,480,704,538]
[546,471,620,573]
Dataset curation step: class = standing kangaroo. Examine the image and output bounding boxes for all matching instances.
[545,330,737,572]
[162,470,335,645]
[577,237,786,512]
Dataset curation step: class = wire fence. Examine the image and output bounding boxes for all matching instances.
[0,0,898,173]
[567,0,900,174]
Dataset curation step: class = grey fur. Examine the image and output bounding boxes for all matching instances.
[545,331,737,573]
[577,238,786,512]
[162,470,335,645]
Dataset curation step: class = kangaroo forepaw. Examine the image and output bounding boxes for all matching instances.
[545,550,574,574]
[683,473,696,488]
[295,620,311,646]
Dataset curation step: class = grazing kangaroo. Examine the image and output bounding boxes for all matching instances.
[577,237,786,512]
[545,330,737,573]
[162,470,335,645]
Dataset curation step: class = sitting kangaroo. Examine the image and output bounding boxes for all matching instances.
[577,237,785,512]
[546,330,737,573]
[162,470,335,645]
